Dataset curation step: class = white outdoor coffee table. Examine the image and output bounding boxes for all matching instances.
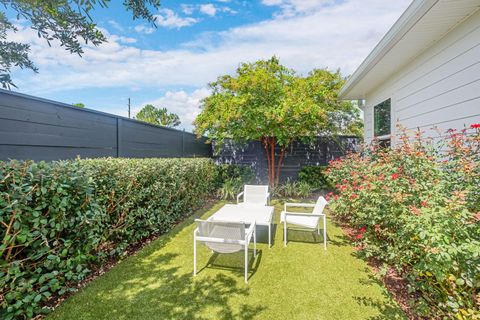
[210,203,274,247]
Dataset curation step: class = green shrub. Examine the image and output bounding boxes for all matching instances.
[274,179,314,199]
[326,126,480,319]
[217,178,241,200]
[298,166,331,190]
[0,158,217,319]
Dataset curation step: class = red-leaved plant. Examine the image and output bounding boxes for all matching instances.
[327,124,480,319]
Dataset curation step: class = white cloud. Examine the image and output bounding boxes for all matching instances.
[134,24,156,34]
[134,88,210,130]
[154,9,199,29]
[12,0,411,88]
[108,20,124,32]
[262,0,283,5]
[181,3,235,17]
[110,35,137,44]
[10,0,411,125]
[262,0,335,17]
[199,4,217,17]
[221,7,237,14]
[181,4,195,15]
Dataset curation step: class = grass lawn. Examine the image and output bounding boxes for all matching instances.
[48,200,406,320]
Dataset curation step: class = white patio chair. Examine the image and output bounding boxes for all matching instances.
[193,219,256,283]
[280,196,328,250]
[237,185,270,206]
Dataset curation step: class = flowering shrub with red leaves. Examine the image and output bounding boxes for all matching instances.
[327,126,480,319]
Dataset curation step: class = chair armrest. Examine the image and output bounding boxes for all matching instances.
[284,202,315,211]
[283,211,325,218]
[237,192,244,204]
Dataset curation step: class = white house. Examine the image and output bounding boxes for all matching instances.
[339,0,480,146]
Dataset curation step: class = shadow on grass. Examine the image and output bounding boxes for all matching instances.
[354,295,407,320]
[257,224,277,246]
[284,227,331,245]
[52,202,266,320]
[353,270,407,319]
[327,232,351,247]
[94,252,266,320]
[200,250,263,280]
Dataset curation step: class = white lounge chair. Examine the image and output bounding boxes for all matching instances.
[281,196,328,249]
[237,185,270,206]
[193,219,256,283]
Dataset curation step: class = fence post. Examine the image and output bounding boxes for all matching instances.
[117,118,122,158]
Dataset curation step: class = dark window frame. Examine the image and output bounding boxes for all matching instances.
[373,98,391,146]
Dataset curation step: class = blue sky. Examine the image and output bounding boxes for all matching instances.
[8,0,411,131]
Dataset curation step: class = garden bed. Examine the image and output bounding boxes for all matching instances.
[326,126,480,319]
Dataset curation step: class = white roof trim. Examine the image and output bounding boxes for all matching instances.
[339,0,439,100]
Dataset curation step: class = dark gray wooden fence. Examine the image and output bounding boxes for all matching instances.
[214,137,359,183]
[0,89,211,161]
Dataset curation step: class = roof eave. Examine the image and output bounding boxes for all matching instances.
[339,0,439,100]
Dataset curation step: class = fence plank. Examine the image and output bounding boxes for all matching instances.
[214,137,359,183]
[0,89,212,161]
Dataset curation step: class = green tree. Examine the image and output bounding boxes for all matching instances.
[72,103,85,108]
[194,57,362,186]
[135,104,181,128]
[305,69,363,138]
[0,0,161,88]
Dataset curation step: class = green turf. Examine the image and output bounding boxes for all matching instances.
[47,200,406,320]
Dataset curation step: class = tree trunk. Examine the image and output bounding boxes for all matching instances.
[275,146,285,185]
[262,137,272,184]
[262,137,287,187]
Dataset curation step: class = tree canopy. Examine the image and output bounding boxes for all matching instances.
[194,56,362,185]
[135,104,181,128]
[0,0,161,88]
[72,103,85,108]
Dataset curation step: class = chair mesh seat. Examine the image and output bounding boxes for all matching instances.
[244,185,268,206]
[198,221,245,254]
[281,212,320,228]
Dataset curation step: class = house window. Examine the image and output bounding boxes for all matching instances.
[373,98,391,145]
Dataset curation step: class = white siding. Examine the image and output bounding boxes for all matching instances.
[364,9,480,144]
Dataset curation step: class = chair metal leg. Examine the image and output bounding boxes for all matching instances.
[253,229,257,257]
[323,216,327,250]
[268,223,271,248]
[193,235,197,276]
[284,220,287,247]
[244,244,248,283]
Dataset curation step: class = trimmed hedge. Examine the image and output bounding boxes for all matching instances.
[0,158,217,319]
